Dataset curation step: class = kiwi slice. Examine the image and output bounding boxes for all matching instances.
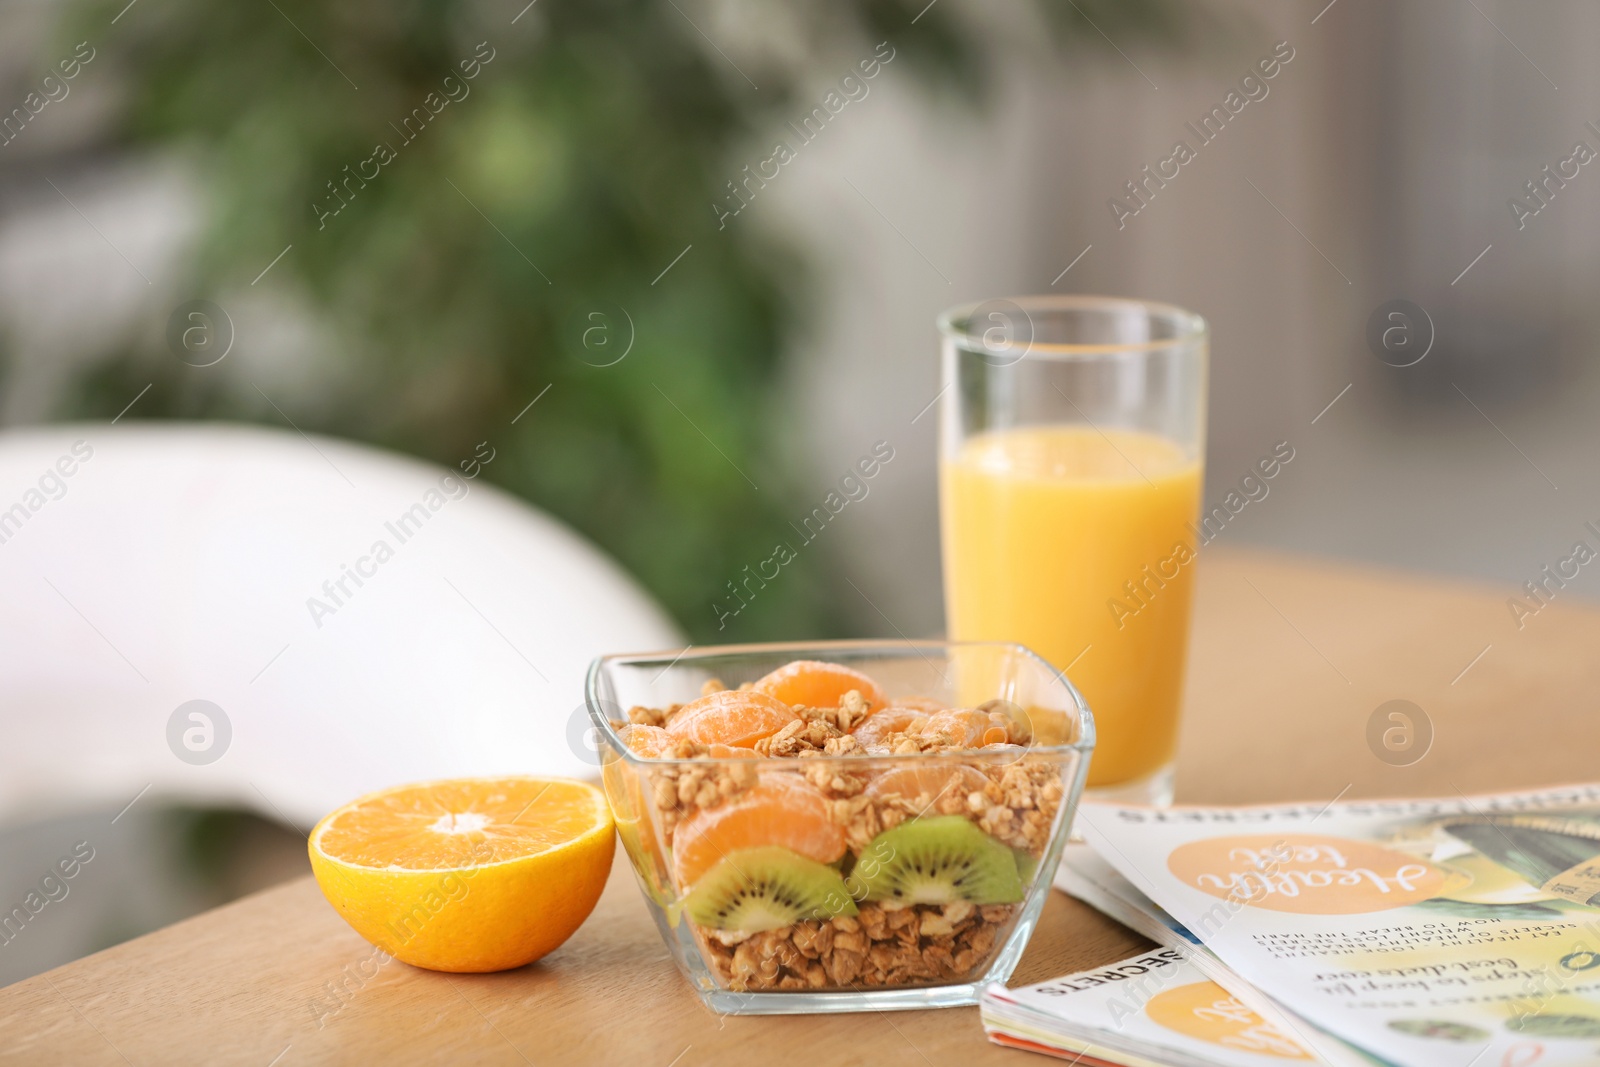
[846,815,1024,905]
[683,846,858,932]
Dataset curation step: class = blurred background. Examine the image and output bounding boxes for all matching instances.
[4,0,1598,983]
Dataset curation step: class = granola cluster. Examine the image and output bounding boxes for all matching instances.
[812,758,1065,853]
[625,703,673,728]
[637,738,760,837]
[698,902,1015,991]
[973,762,1064,852]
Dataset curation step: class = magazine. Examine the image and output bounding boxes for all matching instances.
[1055,844,1374,1067]
[983,947,1320,1067]
[1075,783,1600,1067]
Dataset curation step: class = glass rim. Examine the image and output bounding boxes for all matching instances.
[936,294,1207,357]
[584,638,1097,767]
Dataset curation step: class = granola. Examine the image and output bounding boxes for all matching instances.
[697,902,1015,991]
[617,695,1065,853]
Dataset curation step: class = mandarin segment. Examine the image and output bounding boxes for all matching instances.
[665,689,800,748]
[705,743,763,759]
[918,709,992,749]
[622,723,674,758]
[670,773,847,889]
[851,706,931,751]
[752,659,887,714]
[865,764,991,808]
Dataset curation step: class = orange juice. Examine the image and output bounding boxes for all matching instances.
[941,425,1201,786]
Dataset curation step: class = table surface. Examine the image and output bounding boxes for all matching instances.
[5,547,1596,1066]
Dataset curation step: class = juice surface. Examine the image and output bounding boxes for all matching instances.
[940,425,1202,786]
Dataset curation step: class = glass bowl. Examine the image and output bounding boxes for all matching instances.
[585,640,1095,1014]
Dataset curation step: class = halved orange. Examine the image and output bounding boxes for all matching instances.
[753,660,888,714]
[665,689,799,748]
[309,776,614,972]
[670,773,846,889]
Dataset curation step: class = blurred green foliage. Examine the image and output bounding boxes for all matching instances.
[60,0,1183,640]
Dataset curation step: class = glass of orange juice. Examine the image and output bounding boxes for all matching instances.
[937,296,1206,806]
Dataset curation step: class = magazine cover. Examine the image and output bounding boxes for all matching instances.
[1077,784,1600,1067]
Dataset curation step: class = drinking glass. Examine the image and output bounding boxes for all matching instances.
[937,295,1207,806]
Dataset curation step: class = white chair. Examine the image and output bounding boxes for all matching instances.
[0,422,683,830]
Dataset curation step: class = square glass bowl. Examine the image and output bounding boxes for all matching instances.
[585,640,1095,1014]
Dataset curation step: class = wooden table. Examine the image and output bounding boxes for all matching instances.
[5,548,1596,1066]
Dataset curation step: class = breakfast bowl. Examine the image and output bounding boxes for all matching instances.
[585,640,1095,1014]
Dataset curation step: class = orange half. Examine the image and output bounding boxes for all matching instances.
[309,776,615,972]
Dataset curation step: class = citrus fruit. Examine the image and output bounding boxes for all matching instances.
[309,776,615,972]
[621,722,673,757]
[705,743,763,759]
[865,764,990,808]
[752,660,887,713]
[919,708,992,748]
[851,706,930,750]
[671,773,846,889]
[665,689,799,748]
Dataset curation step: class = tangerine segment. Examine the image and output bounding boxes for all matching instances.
[671,773,846,889]
[753,660,887,714]
[309,776,614,972]
[705,743,763,759]
[851,707,930,750]
[865,764,990,808]
[666,689,800,748]
[918,709,991,749]
[622,723,673,757]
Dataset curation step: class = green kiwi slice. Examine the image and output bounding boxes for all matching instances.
[682,846,858,932]
[846,815,1024,905]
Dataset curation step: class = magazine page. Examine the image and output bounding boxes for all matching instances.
[986,946,1320,1067]
[1076,783,1600,1067]
[1056,844,1378,1067]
